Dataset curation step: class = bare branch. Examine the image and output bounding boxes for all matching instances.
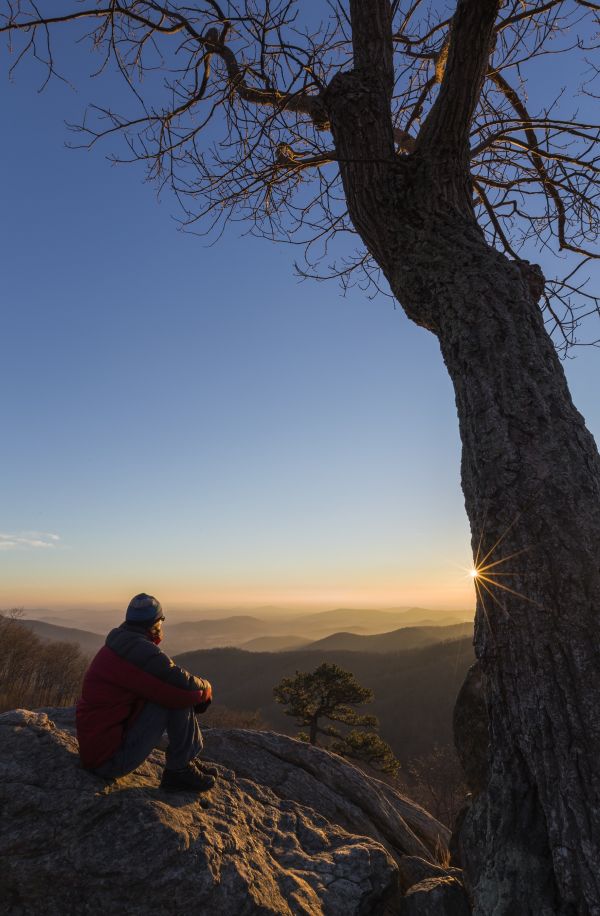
[416,0,500,165]
[2,0,599,349]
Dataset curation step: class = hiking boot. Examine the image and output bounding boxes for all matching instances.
[192,758,219,778]
[159,764,215,794]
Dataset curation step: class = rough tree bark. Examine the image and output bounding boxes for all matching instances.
[325,1,600,913]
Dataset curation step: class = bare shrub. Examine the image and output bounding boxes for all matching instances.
[0,612,89,712]
[400,743,468,830]
[202,703,269,730]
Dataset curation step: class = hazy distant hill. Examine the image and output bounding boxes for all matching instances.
[160,607,472,654]
[19,620,103,656]
[240,635,312,652]
[178,636,475,761]
[301,622,473,653]
[19,605,473,657]
[160,616,270,655]
[284,607,469,637]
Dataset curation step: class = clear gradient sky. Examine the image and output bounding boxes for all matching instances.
[1,10,598,620]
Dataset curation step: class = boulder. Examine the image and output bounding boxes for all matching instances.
[400,877,471,915]
[201,726,449,862]
[397,856,463,892]
[0,708,463,915]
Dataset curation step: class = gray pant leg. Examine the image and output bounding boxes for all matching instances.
[95,702,203,778]
[164,706,203,771]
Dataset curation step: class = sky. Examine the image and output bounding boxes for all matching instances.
[1,5,599,622]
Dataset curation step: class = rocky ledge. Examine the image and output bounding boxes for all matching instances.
[0,708,470,915]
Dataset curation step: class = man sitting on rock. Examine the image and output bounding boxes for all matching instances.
[76,593,216,794]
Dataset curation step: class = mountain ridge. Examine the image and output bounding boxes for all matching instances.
[301,622,473,654]
[12,608,473,658]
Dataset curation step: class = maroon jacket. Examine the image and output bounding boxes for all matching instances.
[76,622,210,769]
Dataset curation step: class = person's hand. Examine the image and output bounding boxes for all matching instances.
[194,679,212,714]
[194,698,212,714]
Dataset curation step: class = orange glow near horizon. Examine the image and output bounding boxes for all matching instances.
[0,573,477,615]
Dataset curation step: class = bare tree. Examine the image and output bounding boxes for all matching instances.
[0,613,88,711]
[3,2,600,910]
[405,743,468,831]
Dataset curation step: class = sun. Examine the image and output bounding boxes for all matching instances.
[462,509,543,638]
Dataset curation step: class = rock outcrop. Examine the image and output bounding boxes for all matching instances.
[453,662,489,797]
[1,707,470,914]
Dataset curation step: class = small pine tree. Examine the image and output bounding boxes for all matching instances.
[273,662,399,777]
[273,662,374,745]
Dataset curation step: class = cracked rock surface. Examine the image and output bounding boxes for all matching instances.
[1,708,461,915]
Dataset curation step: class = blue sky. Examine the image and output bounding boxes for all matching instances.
[1,6,598,620]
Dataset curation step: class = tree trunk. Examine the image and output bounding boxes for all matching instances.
[324,3,600,909]
[381,219,600,913]
[309,717,319,746]
[428,243,600,914]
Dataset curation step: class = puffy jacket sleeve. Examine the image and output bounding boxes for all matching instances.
[103,651,210,709]
[142,648,210,696]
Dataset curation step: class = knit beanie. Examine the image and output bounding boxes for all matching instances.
[125,593,163,626]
